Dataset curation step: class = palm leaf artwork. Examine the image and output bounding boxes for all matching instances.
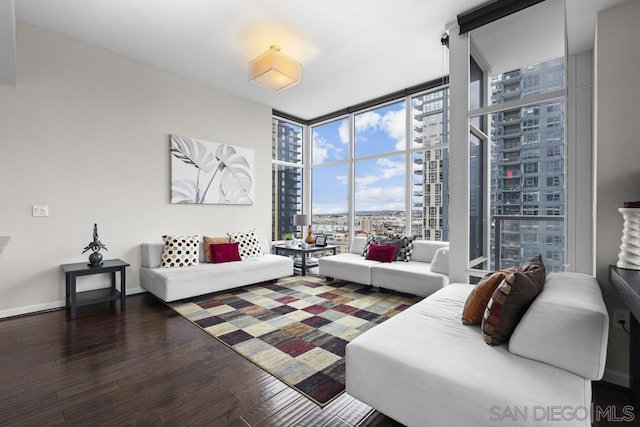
[203,144,253,204]
[171,135,218,203]
[170,135,254,205]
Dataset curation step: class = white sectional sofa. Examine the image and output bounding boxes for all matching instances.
[318,236,449,297]
[346,272,609,427]
[140,236,293,302]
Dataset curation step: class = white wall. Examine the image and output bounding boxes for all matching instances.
[595,0,640,386]
[0,23,272,317]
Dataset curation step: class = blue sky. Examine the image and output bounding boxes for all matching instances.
[312,102,406,214]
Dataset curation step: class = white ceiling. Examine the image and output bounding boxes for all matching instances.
[5,0,628,120]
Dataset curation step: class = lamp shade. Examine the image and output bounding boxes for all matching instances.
[249,45,301,91]
[294,214,310,226]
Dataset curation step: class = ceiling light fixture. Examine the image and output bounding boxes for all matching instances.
[249,44,301,91]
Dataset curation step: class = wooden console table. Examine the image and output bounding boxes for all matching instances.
[61,259,130,320]
[609,265,640,409]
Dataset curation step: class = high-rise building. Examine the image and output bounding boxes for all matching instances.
[272,118,302,240]
[412,89,450,242]
[490,58,565,271]
[360,217,374,233]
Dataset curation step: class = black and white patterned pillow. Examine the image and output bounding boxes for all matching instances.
[227,229,263,260]
[386,234,414,262]
[161,235,200,268]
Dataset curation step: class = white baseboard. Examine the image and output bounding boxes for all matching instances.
[0,287,147,319]
[602,369,629,388]
[0,300,66,319]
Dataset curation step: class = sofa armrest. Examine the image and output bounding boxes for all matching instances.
[430,247,449,275]
[142,243,164,268]
[509,272,609,380]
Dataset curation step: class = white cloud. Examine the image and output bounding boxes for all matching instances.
[354,157,405,191]
[355,111,381,132]
[376,157,405,179]
[355,174,380,188]
[313,203,348,215]
[336,175,348,185]
[355,186,405,211]
[312,131,331,164]
[338,120,349,144]
[382,107,406,150]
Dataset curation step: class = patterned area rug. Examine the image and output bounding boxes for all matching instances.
[168,275,421,406]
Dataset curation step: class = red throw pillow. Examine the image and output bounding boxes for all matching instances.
[210,242,242,263]
[364,243,397,263]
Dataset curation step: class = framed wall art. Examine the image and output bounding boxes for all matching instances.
[170,134,254,205]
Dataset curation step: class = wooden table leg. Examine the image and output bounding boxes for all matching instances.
[120,267,126,311]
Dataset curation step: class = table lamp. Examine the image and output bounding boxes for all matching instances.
[294,214,310,247]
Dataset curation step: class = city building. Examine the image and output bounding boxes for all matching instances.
[272,118,303,240]
[490,58,565,272]
[412,89,450,242]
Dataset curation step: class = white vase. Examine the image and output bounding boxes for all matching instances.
[617,208,640,270]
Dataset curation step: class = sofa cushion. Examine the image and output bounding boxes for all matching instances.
[481,255,546,345]
[365,244,397,263]
[510,272,609,380]
[429,247,449,275]
[228,229,263,260]
[350,236,367,254]
[318,253,378,286]
[386,234,414,262]
[211,242,242,263]
[203,235,230,262]
[160,235,200,268]
[376,237,404,261]
[371,261,448,297]
[462,267,516,325]
[141,253,293,302]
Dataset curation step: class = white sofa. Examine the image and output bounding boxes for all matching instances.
[140,236,293,302]
[346,272,609,427]
[318,236,449,297]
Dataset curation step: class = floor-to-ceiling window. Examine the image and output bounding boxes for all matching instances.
[354,101,406,237]
[307,87,449,252]
[455,0,568,280]
[272,117,303,241]
[310,117,349,249]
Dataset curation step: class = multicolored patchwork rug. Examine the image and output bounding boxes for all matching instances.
[168,275,421,406]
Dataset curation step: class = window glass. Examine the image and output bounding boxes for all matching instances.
[490,58,565,106]
[272,164,302,240]
[355,101,405,157]
[272,118,303,240]
[469,133,483,261]
[312,164,349,246]
[489,93,566,271]
[412,90,448,149]
[412,89,450,241]
[312,118,348,164]
[354,155,406,236]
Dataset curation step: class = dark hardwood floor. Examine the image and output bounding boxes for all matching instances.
[0,294,637,426]
[0,294,402,426]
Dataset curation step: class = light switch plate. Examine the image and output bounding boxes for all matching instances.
[32,205,49,217]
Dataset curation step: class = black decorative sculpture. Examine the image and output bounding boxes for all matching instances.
[82,223,108,267]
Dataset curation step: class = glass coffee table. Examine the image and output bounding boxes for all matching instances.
[273,244,337,276]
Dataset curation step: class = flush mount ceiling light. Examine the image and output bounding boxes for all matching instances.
[249,44,301,91]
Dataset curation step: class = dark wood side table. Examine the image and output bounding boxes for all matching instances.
[609,265,640,410]
[273,244,337,276]
[61,259,130,320]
